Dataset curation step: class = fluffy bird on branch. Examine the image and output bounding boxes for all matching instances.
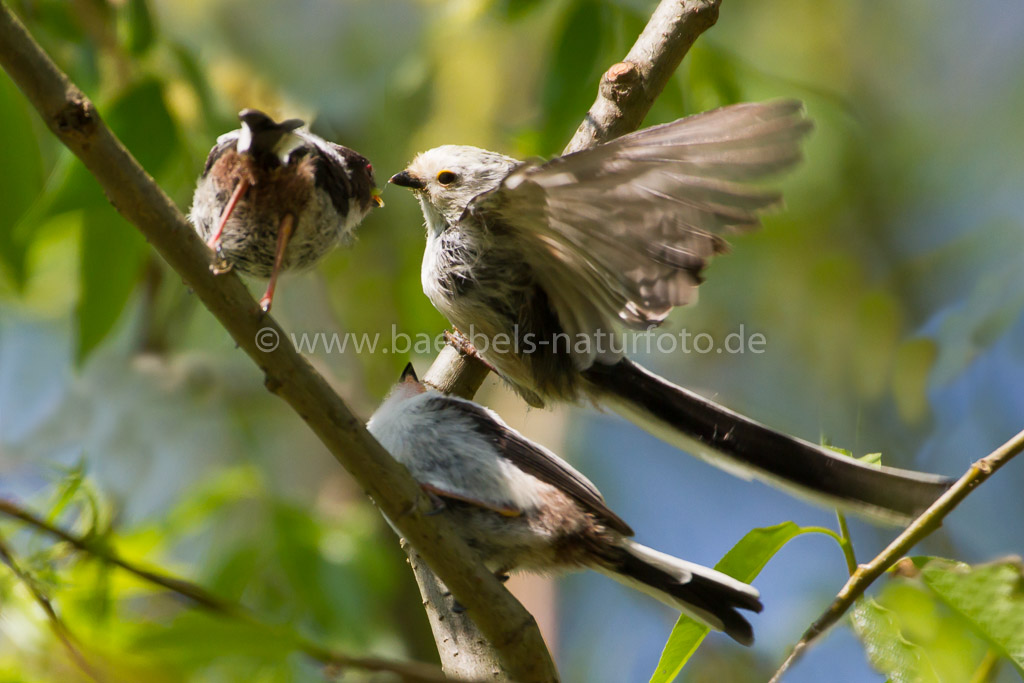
[190,109,381,311]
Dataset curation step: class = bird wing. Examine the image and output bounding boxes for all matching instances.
[468,100,812,331]
[429,396,634,536]
[200,132,240,178]
[300,133,372,218]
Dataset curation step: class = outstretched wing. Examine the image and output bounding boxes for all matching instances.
[469,100,812,333]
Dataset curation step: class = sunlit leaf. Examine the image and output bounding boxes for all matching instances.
[852,568,993,683]
[920,558,1024,674]
[850,597,942,683]
[649,522,831,683]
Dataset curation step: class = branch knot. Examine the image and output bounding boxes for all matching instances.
[54,94,95,136]
[599,62,642,105]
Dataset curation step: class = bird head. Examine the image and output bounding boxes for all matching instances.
[389,145,519,234]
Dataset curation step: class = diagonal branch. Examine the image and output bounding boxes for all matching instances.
[415,0,721,678]
[0,499,459,683]
[768,428,1024,682]
[562,0,720,155]
[0,3,553,681]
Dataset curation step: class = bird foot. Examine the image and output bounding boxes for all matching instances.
[209,246,233,275]
[422,488,448,516]
[443,329,497,373]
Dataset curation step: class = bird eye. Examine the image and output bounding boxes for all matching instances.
[436,170,458,185]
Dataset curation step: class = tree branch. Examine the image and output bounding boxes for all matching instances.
[563,0,720,155]
[0,4,554,681]
[0,499,458,683]
[414,0,721,677]
[768,428,1024,682]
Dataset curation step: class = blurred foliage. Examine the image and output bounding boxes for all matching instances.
[0,465,412,682]
[851,557,1024,682]
[1,0,1022,681]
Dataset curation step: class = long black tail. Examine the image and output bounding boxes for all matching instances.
[595,540,762,645]
[582,358,953,522]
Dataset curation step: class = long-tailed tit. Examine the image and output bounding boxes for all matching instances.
[367,364,763,645]
[389,100,953,521]
[190,109,381,311]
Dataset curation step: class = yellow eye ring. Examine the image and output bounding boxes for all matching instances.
[436,170,457,185]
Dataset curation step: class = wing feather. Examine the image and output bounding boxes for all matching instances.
[470,100,811,340]
[431,397,635,536]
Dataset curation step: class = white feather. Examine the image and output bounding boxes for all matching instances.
[236,124,253,154]
[367,387,561,513]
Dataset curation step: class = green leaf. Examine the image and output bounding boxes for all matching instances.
[103,78,179,178]
[46,458,87,524]
[540,0,611,153]
[858,452,883,466]
[75,204,148,362]
[850,597,942,683]
[0,74,46,287]
[649,522,828,683]
[491,0,544,21]
[119,0,157,56]
[684,44,743,114]
[68,76,181,362]
[131,611,295,665]
[920,558,1024,674]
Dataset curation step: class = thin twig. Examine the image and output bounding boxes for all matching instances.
[0,499,457,683]
[0,531,104,682]
[834,511,857,576]
[768,428,1024,682]
[0,499,240,615]
[0,4,553,681]
[967,649,1001,683]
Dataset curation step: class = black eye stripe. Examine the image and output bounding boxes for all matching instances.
[437,171,457,185]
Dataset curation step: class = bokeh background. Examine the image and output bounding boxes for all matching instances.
[2,0,1023,681]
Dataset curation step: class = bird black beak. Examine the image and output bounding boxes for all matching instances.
[400,362,419,383]
[389,170,426,190]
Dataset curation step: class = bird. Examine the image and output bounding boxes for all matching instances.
[367,363,764,645]
[388,100,954,522]
[190,109,382,312]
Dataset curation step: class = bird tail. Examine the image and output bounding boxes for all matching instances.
[237,109,305,160]
[593,539,762,646]
[582,358,953,523]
